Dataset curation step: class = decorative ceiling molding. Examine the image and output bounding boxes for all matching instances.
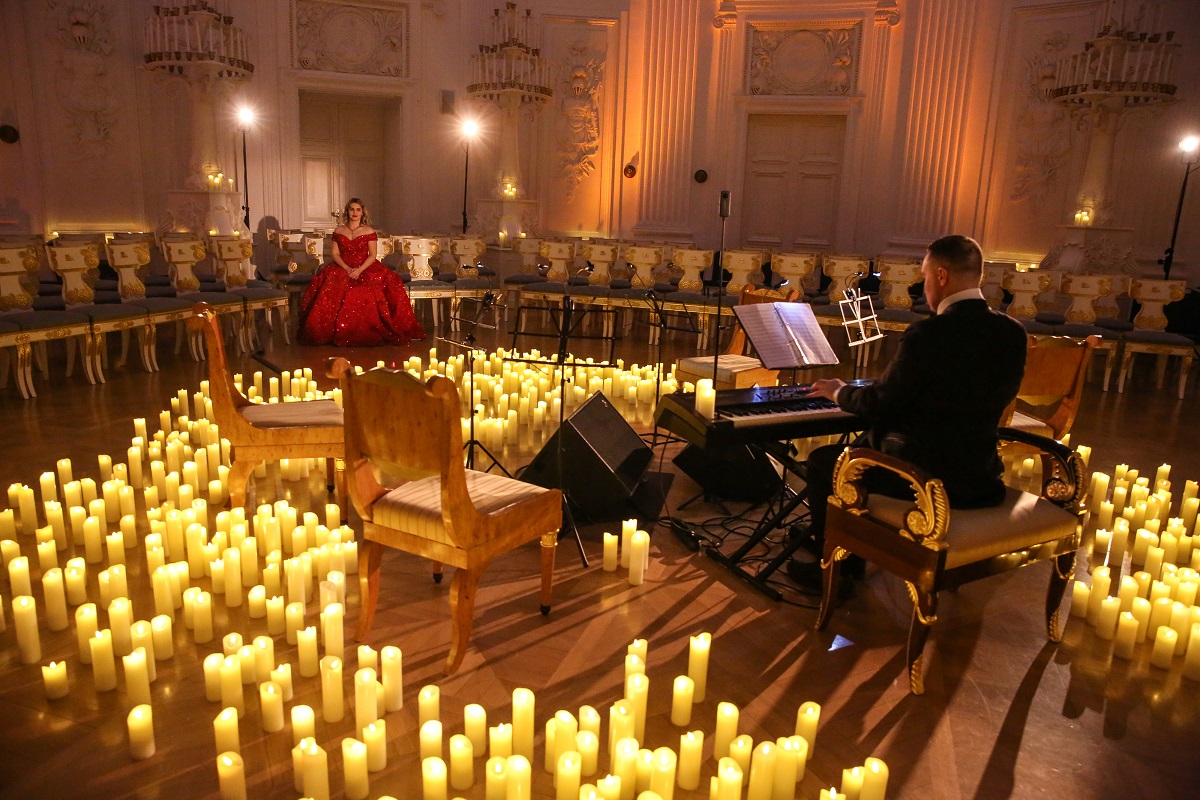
[294,0,411,78]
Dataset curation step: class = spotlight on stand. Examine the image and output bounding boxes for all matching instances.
[236,106,255,232]
[460,118,480,235]
[1161,135,1199,280]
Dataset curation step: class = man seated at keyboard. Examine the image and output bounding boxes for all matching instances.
[787,234,1027,594]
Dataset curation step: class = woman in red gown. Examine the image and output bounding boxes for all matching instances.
[298,198,425,346]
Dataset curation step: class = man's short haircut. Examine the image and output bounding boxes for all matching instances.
[927,234,983,276]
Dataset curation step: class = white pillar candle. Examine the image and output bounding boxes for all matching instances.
[380,645,403,711]
[1151,626,1178,668]
[1131,597,1152,642]
[485,756,508,800]
[576,730,599,776]
[729,736,754,774]
[217,752,247,800]
[746,742,776,800]
[221,655,245,717]
[715,758,743,800]
[423,756,448,800]
[603,533,618,571]
[648,748,676,800]
[713,702,739,761]
[1113,611,1139,660]
[794,702,820,757]
[13,595,40,664]
[670,676,694,726]
[214,706,241,756]
[8,556,32,597]
[512,688,535,761]
[286,601,305,645]
[42,660,69,699]
[625,673,649,743]
[421,719,444,761]
[490,723,513,759]
[861,757,889,800]
[419,683,441,726]
[123,647,152,707]
[450,734,474,790]
[193,591,213,643]
[355,667,379,733]
[464,703,487,752]
[322,602,344,661]
[42,568,68,631]
[298,626,319,677]
[260,681,285,732]
[128,704,155,760]
[772,737,801,800]
[301,739,330,800]
[620,519,636,569]
[677,731,703,791]
[628,531,649,586]
[266,595,285,635]
[688,632,711,703]
[556,751,582,800]
[1095,596,1121,640]
[365,719,387,772]
[321,655,344,722]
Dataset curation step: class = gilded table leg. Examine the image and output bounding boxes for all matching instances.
[17,342,35,399]
[905,582,939,696]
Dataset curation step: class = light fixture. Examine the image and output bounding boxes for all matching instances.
[1161,134,1199,279]
[461,119,480,234]
[236,107,255,232]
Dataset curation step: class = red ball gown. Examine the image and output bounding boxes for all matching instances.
[298,231,425,346]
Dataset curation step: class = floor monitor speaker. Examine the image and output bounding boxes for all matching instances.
[673,442,781,502]
[522,392,653,520]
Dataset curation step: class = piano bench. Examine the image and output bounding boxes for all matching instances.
[676,354,778,391]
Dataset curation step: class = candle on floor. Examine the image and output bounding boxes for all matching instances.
[746,742,776,800]
[421,720,444,762]
[128,705,155,760]
[320,656,344,723]
[42,661,69,699]
[795,702,820,758]
[713,702,739,761]
[512,688,535,761]
[365,720,387,772]
[42,569,68,631]
[671,676,694,726]
[342,738,369,800]
[380,645,403,712]
[464,703,487,752]
[490,723,513,759]
[628,531,649,586]
[688,632,711,703]
[124,647,152,708]
[715,758,743,800]
[620,519,636,569]
[12,595,40,664]
[603,533,618,571]
[419,684,440,726]
[423,756,448,800]
[485,757,508,800]
[298,626,319,677]
[449,734,474,790]
[678,731,703,791]
[1151,627,1178,669]
[301,740,329,800]
[217,752,247,800]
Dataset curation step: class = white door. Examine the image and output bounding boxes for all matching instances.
[740,114,846,250]
[298,93,389,229]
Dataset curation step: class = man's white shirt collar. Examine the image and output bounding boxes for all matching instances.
[936,288,986,315]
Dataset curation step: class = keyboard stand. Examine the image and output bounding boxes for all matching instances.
[706,435,853,600]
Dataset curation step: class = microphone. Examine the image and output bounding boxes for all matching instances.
[644,289,656,299]
[480,291,495,309]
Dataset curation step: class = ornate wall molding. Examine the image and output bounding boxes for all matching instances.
[555,42,604,200]
[294,0,411,78]
[45,0,118,160]
[875,1,901,27]
[745,21,862,96]
[1009,31,1073,204]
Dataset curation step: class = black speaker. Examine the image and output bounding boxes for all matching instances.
[522,392,653,520]
[673,442,781,502]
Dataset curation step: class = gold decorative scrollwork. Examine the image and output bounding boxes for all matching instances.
[820,546,849,570]
[227,273,248,287]
[240,242,253,259]
[0,292,33,311]
[66,287,95,305]
[134,243,151,265]
[16,333,31,344]
[19,247,40,272]
[121,278,146,298]
[830,449,951,546]
[904,582,938,625]
[178,276,201,292]
[83,245,100,269]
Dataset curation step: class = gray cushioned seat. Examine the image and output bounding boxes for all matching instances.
[73,304,149,322]
[1019,319,1056,335]
[454,278,495,291]
[0,319,22,333]
[231,287,288,301]
[1035,312,1067,325]
[1051,323,1119,339]
[875,308,926,323]
[240,399,344,428]
[866,487,1077,569]
[33,296,66,311]
[5,310,91,329]
[127,297,194,312]
[1095,316,1134,332]
[1122,330,1194,346]
[503,273,545,285]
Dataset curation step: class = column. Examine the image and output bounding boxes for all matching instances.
[632,0,703,237]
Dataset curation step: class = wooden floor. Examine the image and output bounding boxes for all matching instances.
[1,310,1199,800]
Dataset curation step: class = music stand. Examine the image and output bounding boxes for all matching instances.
[439,291,511,476]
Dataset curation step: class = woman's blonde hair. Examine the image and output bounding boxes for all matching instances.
[342,197,372,227]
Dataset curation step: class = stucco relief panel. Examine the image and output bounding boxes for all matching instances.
[1009,32,1073,203]
[294,0,410,78]
[746,22,862,96]
[555,42,604,200]
[45,0,119,160]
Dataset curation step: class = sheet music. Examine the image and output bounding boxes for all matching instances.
[732,302,839,369]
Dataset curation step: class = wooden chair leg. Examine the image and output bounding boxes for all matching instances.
[446,567,483,674]
[1046,550,1075,642]
[814,546,847,631]
[539,531,557,614]
[355,539,384,640]
[432,563,444,584]
[906,582,939,695]
[1178,354,1192,400]
[226,459,256,509]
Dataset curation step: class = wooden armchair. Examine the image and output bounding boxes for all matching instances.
[815,429,1086,694]
[334,361,562,674]
[187,304,344,508]
[1003,334,1099,441]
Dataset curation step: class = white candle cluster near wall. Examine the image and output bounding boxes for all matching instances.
[1071,463,1200,678]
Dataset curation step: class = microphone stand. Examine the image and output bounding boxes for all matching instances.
[440,292,510,476]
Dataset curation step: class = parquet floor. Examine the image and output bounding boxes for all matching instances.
[1,310,1198,800]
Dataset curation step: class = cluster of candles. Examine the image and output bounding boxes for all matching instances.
[1072,210,1093,226]
[1,368,895,799]
[383,348,683,454]
[1071,462,1200,674]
